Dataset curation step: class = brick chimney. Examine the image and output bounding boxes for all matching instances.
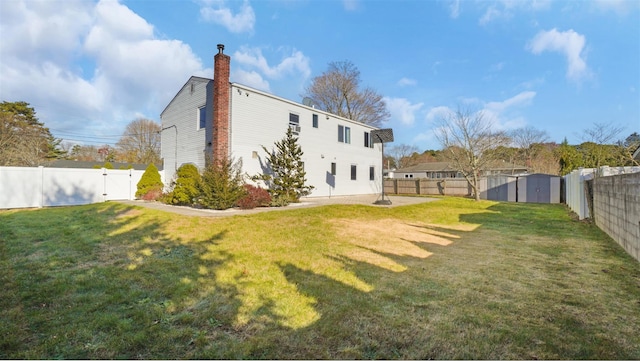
[213,43,230,164]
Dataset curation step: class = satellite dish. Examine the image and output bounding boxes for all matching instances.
[302,97,317,108]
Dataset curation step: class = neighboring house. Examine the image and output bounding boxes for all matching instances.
[391,161,528,179]
[160,44,383,197]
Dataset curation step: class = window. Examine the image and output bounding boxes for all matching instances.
[351,165,357,180]
[312,114,318,128]
[338,125,351,143]
[369,166,375,181]
[198,106,206,129]
[331,162,336,175]
[404,174,414,179]
[289,113,300,134]
[364,132,370,147]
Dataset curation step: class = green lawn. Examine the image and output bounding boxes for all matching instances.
[1,197,639,359]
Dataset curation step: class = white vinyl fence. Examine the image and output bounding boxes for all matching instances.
[0,166,164,209]
[564,166,640,220]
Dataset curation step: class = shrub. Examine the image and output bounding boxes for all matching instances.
[163,164,201,205]
[236,184,271,209]
[197,157,245,210]
[136,163,163,200]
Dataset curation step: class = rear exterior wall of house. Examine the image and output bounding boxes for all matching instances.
[229,83,382,197]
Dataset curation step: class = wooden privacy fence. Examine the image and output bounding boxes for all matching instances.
[384,178,471,196]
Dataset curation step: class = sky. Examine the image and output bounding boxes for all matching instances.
[1,0,639,151]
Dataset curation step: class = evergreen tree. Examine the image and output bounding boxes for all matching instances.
[136,163,163,200]
[259,127,314,205]
[198,157,245,210]
[164,163,201,206]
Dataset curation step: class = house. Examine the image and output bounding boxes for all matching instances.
[160,44,383,197]
[391,161,528,179]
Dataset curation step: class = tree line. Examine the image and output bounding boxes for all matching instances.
[0,101,161,167]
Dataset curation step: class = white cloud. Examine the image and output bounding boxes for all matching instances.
[479,0,551,25]
[384,97,423,126]
[230,46,311,93]
[231,69,271,93]
[397,77,417,87]
[343,0,360,11]
[199,0,255,34]
[592,0,640,15]
[482,91,536,130]
[0,0,205,138]
[425,91,536,131]
[448,0,460,18]
[425,106,454,123]
[527,28,590,82]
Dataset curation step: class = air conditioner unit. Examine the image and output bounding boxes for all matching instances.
[290,125,301,133]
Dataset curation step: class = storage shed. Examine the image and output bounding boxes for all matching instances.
[482,175,517,202]
[517,173,561,204]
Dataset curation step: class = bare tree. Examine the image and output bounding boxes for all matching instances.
[435,107,511,201]
[580,122,625,170]
[304,60,389,127]
[510,126,549,168]
[387,144,419,169]
[115,118,161,165]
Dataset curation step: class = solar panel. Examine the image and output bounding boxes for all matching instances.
[371,128,394,143]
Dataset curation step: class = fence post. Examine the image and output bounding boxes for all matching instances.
[38,166,44,208]
[416,180,421,195]
[102,168,108,202]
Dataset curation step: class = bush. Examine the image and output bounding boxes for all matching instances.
[236,184,271,209]
[136,163,163,200]
[163,164,201,205]
[197,157,245,210]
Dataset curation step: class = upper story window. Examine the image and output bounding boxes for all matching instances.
[198,106,206,129]
[312,114,318,128]
[289,113,300,134]
[338,125,351,143]
[364,131,374,148]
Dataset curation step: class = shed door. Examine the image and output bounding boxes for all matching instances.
[526,174,550,203]
[487,176,509,201]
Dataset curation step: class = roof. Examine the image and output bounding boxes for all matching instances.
[160,76,380,131]
[47,160,161,171]
[395,161,528,173]
[395,162,456,173]
[160,76,212,118]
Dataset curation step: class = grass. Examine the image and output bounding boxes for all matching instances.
[1,197,639,359]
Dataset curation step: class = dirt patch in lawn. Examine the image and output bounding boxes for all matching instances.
[334,219,470,272]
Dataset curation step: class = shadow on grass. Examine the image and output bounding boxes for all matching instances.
[0,203,246,359]
[3,200,640,359]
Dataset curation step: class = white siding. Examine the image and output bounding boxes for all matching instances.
[161,77,211,182]
[230,84,382,197]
